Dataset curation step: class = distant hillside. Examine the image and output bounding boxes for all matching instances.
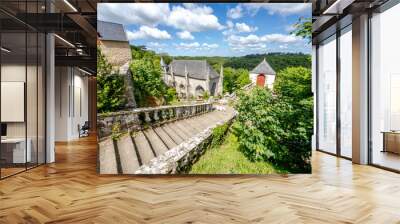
[172,52,311,72]
[225,53,311,72]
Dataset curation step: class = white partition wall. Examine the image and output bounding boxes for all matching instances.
[55,67,89,141]
[317,35,337,154]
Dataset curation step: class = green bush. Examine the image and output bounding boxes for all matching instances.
[210,123,230,148]
[165,87,177,103]
[233,66,312,173]
[97,48,127,113]
[202,91,210,100]
[223,67,251,94]
[130,59,166,107]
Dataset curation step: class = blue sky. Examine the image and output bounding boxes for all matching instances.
[98,3,311,56]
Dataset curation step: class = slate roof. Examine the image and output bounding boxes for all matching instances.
[169,60,219,80]
[97,20,128,42]
[250,58,276,75]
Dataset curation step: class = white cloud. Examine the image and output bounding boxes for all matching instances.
[227,5,243,19]
[99,3,225,37]
[244,3,311,16]
[279,44,288,49]
[227,33,301,51]
[202,43,219,49]
[147,42,166,48]
[226,20,234,29]
[146,42,167,51]
[175,42,218,50]
[127,26,171,40]
[235,22,258,33]
[176,42,200,50]
[167,4,224,32]
[98,3,170,26]
[177,31,194,40]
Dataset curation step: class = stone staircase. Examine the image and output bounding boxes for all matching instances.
[99,106,235,174]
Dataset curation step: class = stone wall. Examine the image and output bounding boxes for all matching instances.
[164,74,220,98]
[99,40,132,69]
[135,115,235,174]
[97,103,214,140]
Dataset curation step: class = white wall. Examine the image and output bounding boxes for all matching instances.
[55,67,89,141]
[249,73,275,89]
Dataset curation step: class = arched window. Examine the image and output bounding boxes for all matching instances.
[195,85,205,97]
[210,82,217,95]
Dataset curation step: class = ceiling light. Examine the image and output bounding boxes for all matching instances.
[1,47,11,53]
[63,0,78,12]
[78,67,92,76]
[323,0,355,15]
[54,34,75,48]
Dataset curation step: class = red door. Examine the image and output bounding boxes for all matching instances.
[256,74,265,87]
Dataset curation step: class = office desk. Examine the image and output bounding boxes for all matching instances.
[1,138,31,163]
[382,131,400,154]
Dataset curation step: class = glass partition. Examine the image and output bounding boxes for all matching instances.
[0,2,46,179]
[370,3,400,171]
[0,31,28,177]
[339,25,352,158]
[317,34,337,154]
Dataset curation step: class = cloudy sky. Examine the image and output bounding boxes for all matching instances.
[98,3,311,56]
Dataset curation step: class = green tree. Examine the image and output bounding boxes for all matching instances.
[223,67,251,94]
[274,67,312,101]
[97,48,127,113]
[235,68,251,88]
[130,59,166,107]
[233,66,313,173]
[291,17,312,42]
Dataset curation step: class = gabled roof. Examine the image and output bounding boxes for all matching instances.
[169,60,219,80]
[250,58,276,75]
[97,20,128,42]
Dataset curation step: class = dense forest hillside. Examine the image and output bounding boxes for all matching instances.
[169,52,310,73]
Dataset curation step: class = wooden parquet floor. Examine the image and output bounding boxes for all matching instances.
[0,135,400,223]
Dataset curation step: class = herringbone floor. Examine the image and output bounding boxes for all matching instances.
[0,136,399,223]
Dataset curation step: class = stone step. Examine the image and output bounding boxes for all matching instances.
[99,138,118,174]
[168,122,192,139]
[175,119,199,136]
[144,128,169,156]
[180,119,202,133]
[161,124,184,144]
[191,115,211,130]
[153,126,178,149]
[99,106,237,174]
[116,134,140,174]
[132,131,156,165]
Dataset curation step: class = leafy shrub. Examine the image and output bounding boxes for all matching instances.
[223,67,251,94]
[97,48,127,113]
[202,91,210,100]
[211,123,230,148]
[274,67,312,101]
[233,66,312,173]
[165,87,177,103]
[130,59,167,107]
[111,122,122,140]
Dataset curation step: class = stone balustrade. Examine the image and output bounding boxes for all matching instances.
[97,103,213,139]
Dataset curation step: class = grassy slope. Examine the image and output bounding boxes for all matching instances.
[190,133,285,174]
